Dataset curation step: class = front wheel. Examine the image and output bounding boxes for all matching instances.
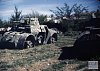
[24,40,34,48]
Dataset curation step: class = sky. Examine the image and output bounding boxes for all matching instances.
[0,0,100,20]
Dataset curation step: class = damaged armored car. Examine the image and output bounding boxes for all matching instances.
[0,18,57,49]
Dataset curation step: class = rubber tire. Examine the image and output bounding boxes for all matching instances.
[24,40,34,48]
[47,36,56,44]
[37,33,45,45]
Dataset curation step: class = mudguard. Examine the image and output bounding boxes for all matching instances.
[45,29,57,43]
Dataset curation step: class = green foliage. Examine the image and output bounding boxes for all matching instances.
[51,61,66,70]
[10,6,22,22]
[50,3,89,32]
[38,14,47,25]
[0,19,11,27]
[0,19,3,24]
[0,19,3,27]
[0,61,15,71]
[23,11,47,25]
[42,61,67,71]
[61,19,74,32]
[55,35,76,47]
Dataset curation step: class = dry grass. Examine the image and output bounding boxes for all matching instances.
[0,36,89,71]
[0,44,61,71]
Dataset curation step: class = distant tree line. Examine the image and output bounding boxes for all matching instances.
[0,3,100,34]
[50,3,100,34]
[23,11,47,25]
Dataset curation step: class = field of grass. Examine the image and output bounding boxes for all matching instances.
[0,35,98,71]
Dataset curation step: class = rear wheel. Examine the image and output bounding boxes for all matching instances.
[48,36,56,44]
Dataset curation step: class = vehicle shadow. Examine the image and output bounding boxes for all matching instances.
[0,43,23,50]
[58,46,100,61]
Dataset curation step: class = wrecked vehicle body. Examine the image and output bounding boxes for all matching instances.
[74,15,100,58]
[0,18,57,49]
[0,31,35,48]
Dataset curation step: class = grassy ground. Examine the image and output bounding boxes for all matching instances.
[0,35,98,71]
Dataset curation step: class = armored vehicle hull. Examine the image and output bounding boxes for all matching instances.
[0,18,57,49]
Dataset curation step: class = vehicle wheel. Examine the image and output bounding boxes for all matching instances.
[48,36,56,44]
[37,33,45,45]
[24,40,34,48]
[37,35,44,45]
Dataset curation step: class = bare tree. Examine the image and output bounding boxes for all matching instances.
[50,3,75,19]
[50,3,88,19]
[73,4,88,19]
